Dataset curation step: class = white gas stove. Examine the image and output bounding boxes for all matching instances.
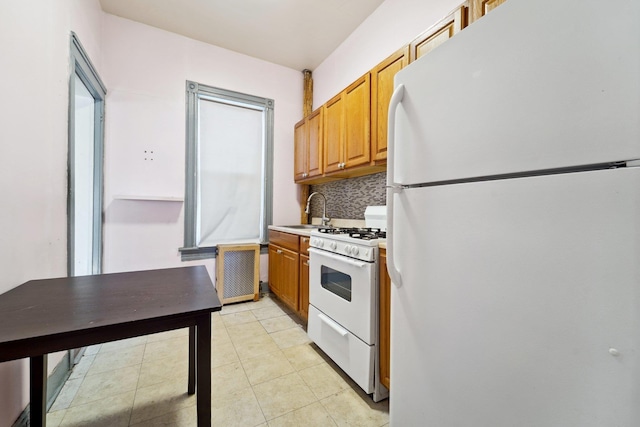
[307,218,388,402]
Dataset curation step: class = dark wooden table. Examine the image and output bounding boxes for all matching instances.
[0,266,221,427]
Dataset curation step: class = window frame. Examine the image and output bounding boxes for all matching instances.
[182,81,274,261]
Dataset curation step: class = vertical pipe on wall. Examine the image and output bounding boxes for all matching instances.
[301,69,313,223]
[302,69,313,117]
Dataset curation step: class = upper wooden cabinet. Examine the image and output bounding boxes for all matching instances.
[344,74,371,169]
[324,73,371,175]
[294,119,306,181]
[371,46,410,164]
[410,4,468,62]
[294,108,323,183]
[293,1,476,184]
[323,93,344,174]
[470,0,507,23]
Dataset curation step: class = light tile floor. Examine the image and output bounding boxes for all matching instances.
[47,293,389,426]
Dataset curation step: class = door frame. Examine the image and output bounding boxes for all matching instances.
[68,32,106,277]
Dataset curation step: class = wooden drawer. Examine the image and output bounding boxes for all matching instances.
[269,230,300,252]
[299,235,311,255]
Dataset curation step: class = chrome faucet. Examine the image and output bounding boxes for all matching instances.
[305,192,331,226]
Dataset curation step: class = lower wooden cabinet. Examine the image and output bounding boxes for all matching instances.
[379,248,391,390]
[299,236,310,321]
[299,254,310,321]
[268,230,311,321]
[280,247,299,310]
[268,244,299,311]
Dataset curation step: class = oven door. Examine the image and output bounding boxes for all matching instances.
[308,247,376,344]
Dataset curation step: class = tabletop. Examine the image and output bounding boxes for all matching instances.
[0,266,221,362]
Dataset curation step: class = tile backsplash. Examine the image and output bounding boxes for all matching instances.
[308,172,386,220]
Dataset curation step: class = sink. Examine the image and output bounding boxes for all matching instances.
[280,224,320,229]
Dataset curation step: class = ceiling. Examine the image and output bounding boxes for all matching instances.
[99,0,385,71]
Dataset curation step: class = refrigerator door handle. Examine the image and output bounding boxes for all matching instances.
[386,84,405,288]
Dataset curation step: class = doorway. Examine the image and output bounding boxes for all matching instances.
[68,33,106,278]
[68,33,106,364]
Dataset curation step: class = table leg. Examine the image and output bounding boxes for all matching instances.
[188,325,196,394]
[30,355,48,427]
[196,314,211,427]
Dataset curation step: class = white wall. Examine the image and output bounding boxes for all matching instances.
[313,0,462,108]
[0,4,300,424]
[100,15,302,278]
[0,1,103,425]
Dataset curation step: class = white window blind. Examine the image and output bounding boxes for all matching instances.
[197,99,264,246]
[182,81,274,260]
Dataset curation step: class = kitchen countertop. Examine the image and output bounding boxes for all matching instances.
[268,225,316,237]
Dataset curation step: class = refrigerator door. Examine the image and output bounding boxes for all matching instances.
[392,0,640,186]
[390,167,640,426]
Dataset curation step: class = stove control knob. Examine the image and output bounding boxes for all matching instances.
[344,245,352,254]
[351,246,359,256]
[316,239,324,248]
[329,242,337,250]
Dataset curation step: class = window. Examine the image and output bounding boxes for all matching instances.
[182,81,274,260]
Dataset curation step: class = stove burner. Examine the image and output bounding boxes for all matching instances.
[350,231,387,240]
[318,227,386,240]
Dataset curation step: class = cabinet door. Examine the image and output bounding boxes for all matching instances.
[307,108,324,179]
[343,74,371,169]
[371,47,409,163]
[294,119,307,182]
[268,245,282,297]
[323,94,344,174]
[279,247,299,311]
[470,0,507,23]
[410,5,468,62]
[379,249,390,390]
[299,254,309,321]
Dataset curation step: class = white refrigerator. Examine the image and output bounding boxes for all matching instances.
[386,0,640,425]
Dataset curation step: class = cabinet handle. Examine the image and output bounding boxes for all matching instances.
[276,249,283,254]
[304,261,309,266]
[302,238,308,243]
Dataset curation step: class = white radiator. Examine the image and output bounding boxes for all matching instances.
[216,243,260,304]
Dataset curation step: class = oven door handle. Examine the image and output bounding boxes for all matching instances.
[318,312,349,337]
[308,247,368,268]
